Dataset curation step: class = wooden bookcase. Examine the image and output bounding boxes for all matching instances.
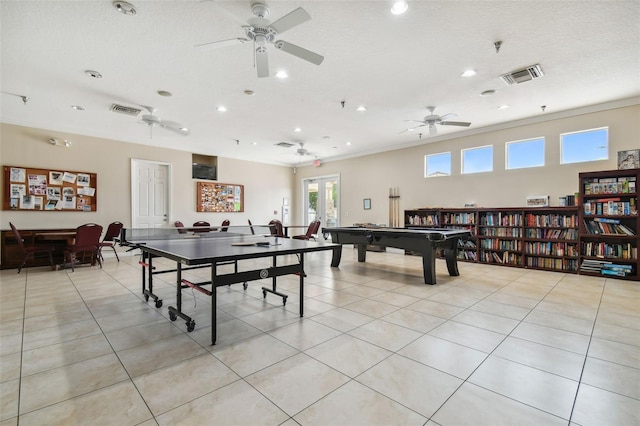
[578,168,639,280]
[404,206,579,274]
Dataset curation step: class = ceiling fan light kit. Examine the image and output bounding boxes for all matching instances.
[401,106,471,137]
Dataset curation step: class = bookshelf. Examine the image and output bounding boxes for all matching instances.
[441,208,477,261]
[478,209,524,267]
[523,208,579,273]
[578,168,639,280]
[404,206,579,274]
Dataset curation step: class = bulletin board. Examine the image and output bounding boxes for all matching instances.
[197,181,243,212]
[3,165,97,211]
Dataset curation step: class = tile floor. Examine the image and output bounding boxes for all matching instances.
[1,248,639,425]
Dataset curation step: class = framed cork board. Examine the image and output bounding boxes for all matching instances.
[197,181,243,212]
[3,165,97,211]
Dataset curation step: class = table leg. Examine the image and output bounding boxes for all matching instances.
[443,240,460,277]
[422,245,437,285]
[299,254,304,317]
[357,244,367,262]
[330,245,343,267]
[212,263,217,345]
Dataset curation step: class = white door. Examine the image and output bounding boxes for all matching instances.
[302,175,340,229]
[131,159,171,228]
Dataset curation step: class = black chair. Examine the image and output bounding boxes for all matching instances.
[220,219,230,232]
[64,223,103,272]
[268,219,286,237]
[9,222,55,273]
[193,221,210,233]
[292,220,321,240]
[98,221,123,261]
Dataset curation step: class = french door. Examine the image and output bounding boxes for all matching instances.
[302,175,340,229]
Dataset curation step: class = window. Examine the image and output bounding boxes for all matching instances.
[462,145,493,174]
[560,127,608,164]
[425,152,451,177]
[506,137,545,169]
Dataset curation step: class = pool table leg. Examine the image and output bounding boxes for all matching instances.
[356,244,367,262]
[330,245,343,267]
[443,239,460,277]
[422,247,437,285]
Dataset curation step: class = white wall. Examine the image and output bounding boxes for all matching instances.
[292,103,640,226]
[0,123,293,232]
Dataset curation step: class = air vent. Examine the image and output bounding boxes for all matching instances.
[275,142,294,148]
[110,103,142,116]
[500,64,544,85]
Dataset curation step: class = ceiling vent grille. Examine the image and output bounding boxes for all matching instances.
[500,64,544,85]
[276,142,294,148]
[110,103,142,116]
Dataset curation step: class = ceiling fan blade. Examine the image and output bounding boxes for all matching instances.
[429,124,438,137]
[440,121,471,127]
[399,124,426,134]
[161,121,190,136]
[195,37,248,50]
[404,119,427,124]
[274,40,324,65]
[270,7,311,34]
[439,113,458,122]
[256,49,269,78]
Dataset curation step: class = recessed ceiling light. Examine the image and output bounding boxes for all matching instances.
[461,69,477,77]
[84,70,102,78]
[346,141,352,146]
[216,106,227,112]
[390,1,408,15]
[157,90,172,97]
[322,136,331,139]
[113,1,137,15]
[252,142,257,145]
[498,105,510,109]
[480,89,496,96]
[275,70,288,79]
[356,106,367,112]
[294,127,301,132]
[71,105,85,111]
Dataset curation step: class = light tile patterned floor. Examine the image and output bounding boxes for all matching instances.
[1,248,639,425]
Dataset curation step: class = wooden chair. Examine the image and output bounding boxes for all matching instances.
[220,219,230,232]
[174,221,187,234]
[193,221,210,233]
[98,221,123,261]
[268,219,286,237]
[9,222,55,273]
[292,220,321,240]
[64,223,103,272]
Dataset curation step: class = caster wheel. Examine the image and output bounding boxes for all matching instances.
[243,282,248,290]
[155,299,163,308]
[169,312,177,321]
[187,321,195,332]
[144,294,149,302]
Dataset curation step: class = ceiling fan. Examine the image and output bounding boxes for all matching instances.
[139,106,190,138]
[197,2,324,78]
[295,142,315,157]
[401,107,471,137]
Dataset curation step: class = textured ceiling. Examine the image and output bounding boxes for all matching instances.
[1,0,639,166]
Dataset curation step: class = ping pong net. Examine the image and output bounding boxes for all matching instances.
[119,225,272,245]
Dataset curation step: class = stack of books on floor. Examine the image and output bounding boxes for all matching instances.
[580,259,611,274]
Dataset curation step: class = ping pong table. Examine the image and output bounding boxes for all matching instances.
[120,227,337,345]
[324,226,472,285]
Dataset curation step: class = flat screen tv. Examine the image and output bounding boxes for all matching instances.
[192,163,217,181]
